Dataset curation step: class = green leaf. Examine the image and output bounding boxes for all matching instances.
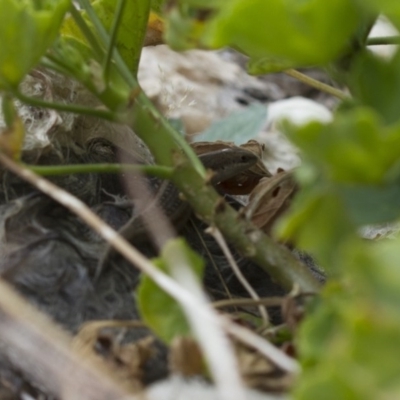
[193,103,267,144]
[365,239,400,308]
[168,118,186,136]
[285,109,400,185]
[350,51,400,125]
[202,0,362,66]
[295,271,400,399]
[163,7,204,51]
[0,0,69,88]
[62,0,150,74]
[276,186,355,269]
[279,109,400,263]
[91,0,150,74]
[151,0,164,13]
[363,0,400,28]
[338,183,400,225]
[248,56,297,75]
[0,95,25,160]
[137,239,204,343]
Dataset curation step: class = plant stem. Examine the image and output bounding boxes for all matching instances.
[77,0,136,84]
[367,35,400,45]
[129,91,206,174]
[172,161,322,293]
[29,163,172,179]
[285,68,348,100]
[103,0,126,81]
[12,90,116,121]
[213,297,283,309]
[69,4,104,60]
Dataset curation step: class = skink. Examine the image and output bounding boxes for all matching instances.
[97,147,259,273]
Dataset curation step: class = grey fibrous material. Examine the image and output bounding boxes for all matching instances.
[0,139,169,391]
[0,138,323,398]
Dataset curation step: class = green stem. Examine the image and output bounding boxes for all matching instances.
[103,0,126,81]
[69,4,104,60]
[78,0,135,84]
[13,90,116,121]
[41,56,73,78]
[172,162,321,293]
[285,69,348,100]
[29,163,172,179]
[129,91,206,175]
[366,35,400,46]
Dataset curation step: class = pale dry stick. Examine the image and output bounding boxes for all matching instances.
[0,154,246,400]
[121,171,247,400]
[223,317,300,374]
[190,219,235,302]
[213,297,284,309]
[206,228,299,374]
[162,245,246,400]
[121,169,247,400]
[206,226,270,326]
[284,68,348,100]
[0,279,135,400]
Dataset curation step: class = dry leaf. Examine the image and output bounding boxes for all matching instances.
[73,320,154,392]
[0,116,25,160]
[192,140,271,194]
[235,342,294,392]
[281,293,317,333]
[169,336,204,376]
[245,170,297,234]
[145,11,164,46]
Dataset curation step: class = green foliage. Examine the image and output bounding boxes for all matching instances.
[193,103,267,144]
[150,0,164,13]
[137,239,204,343]
[205,0,361,65]
[364,0,400,28]
[165,0,368,69]
[285,110,400,185]
[0,0,69,88]
[295,241,400,399]
[350,51,400,125]
[92,0,149,73]
[62,0,150,74]
[278,109,400,268]
[1,0,400,398]
[273,44,400,400]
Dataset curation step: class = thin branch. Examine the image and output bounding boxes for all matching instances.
[163,245,247,400]
[69,4,105,60]
[190,219,235,302]
[367,35,400,46]
[103,0,126,80]
[285,68,348,100]
[223,317,300,374]
[213,297,284,309]
[77,0,136,86]
[12,90,117,121]
[206,226,270,326]
[40,56,73,81]
[29,163,172,179]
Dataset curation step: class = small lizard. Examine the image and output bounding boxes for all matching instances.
[97,147,259,275]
